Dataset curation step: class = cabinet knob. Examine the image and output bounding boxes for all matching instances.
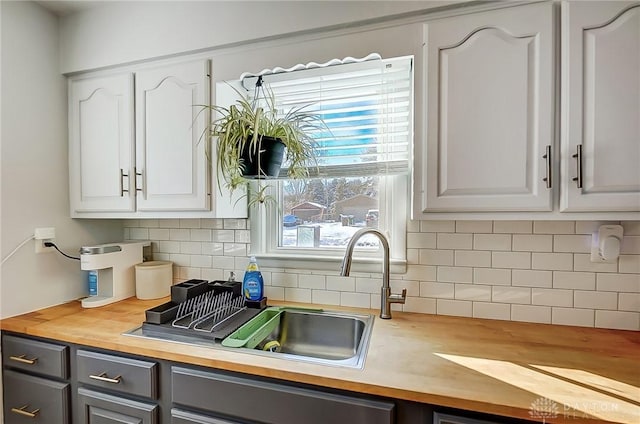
[572,144,583,189]
[11,405,40,418]
[120,169,129,197]
[542,145,552,189]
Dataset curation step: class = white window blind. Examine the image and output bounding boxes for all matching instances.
[242,56,413,177]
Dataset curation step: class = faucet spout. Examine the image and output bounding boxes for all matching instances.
[340,228,406,319]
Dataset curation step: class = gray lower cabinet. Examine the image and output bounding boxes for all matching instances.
[3,369,70,424]
[172,366,395,424]
[171,408,242,424]
[77,387,159,424]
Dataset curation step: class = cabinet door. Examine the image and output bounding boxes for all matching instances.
[560,1,640,212]
[135,60,210,212]
[69,74,135,214]
[3,369,70,424]
[77,388,158,424]
[420,2,554,212]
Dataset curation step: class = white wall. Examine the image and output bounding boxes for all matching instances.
[1,0,122,320]
[59,0,458,73]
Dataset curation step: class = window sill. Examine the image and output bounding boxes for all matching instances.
[252,253,407,274]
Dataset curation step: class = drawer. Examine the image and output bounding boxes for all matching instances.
[77,349,158,399]
[172,408,242,424]
[2,334,69,378]
[172,366,394,424]
[3,369,70,424]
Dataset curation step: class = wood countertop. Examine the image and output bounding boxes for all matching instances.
[1,297,638,424]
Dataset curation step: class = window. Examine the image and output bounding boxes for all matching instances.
[245,55,413,270]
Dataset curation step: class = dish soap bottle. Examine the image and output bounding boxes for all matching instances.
[242,256,264,301]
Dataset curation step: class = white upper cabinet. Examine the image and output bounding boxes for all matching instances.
[419,2,555,213]
[135,60,210,212]
[69,74,135,214]
[561,1,640,212]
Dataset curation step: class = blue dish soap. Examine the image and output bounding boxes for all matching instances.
[242,256,264,301]
[88,270,98,296]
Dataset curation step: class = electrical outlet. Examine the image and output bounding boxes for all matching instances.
[35,227,55,254]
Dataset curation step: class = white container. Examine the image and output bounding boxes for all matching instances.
[135,261,173,300]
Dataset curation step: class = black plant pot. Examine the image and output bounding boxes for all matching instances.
[240,135,286,178]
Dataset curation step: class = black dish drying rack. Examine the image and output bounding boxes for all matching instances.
[141,279,266,343]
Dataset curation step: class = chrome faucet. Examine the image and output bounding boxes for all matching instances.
[340,228,406,319]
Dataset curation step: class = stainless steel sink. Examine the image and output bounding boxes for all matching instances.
[243,309,374,369]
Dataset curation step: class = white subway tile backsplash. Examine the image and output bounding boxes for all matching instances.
[574,291,618,310]
[419,249,454,266]
[190,229,212,242]
[619,255,640,274]
[285,288,312,303]
[511,305,551,323]
[437,233,473,250]
[553,271,596,290]
[169,228,191,241]
[618,293,640,312]
[474,234,511,251]
[551,308,594,327]
[493,221,532,234]
[420,281,455,299]
[299,274,326,290]
[264,286,284,301]
[454,284,492,301]
[473,302,511,320]
[340,292,371,309]
[512,270,552,288]
[456,221,492,233]
[596,273,640,293]
[421,220,455,233]
[595,310,639,331]
[532,253,573,271]
[513,235,552,252]
[437,299,472,317]
[532,288,573,307]
[134,219,639,330]
[312,290,340,305]
[437,266,473,283]
[622,221,640,235]
[492,286,531,304]
[553,235,591,253]
[533,221,575,234]
[326,276,355,292]
[492,251,531,269]
[404,265,437,281]
[473,268,511,286]
[404,297,436,314]
[407,232,437,249]
[575,221,619,235]
[356,277,383,294]
[180,241,202,255]
[212,230,235,242]
[271,272,298,288]
[621,236,640,254]
[455,250,491,267]
[148,228,170,240]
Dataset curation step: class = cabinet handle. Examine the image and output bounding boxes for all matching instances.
[11,405,40,418]
[89,372,122,384]
[135,168,144,193]
[572,144,583,189]
[120,169,129,197]
[9,354,38,365]
[542,145,552,189]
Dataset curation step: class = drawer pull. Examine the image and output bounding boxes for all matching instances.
[89,372,122,384]
[11,405,40,418]
[9,354,38,365]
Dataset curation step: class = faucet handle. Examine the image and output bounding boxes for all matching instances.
[388,288,407,304]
